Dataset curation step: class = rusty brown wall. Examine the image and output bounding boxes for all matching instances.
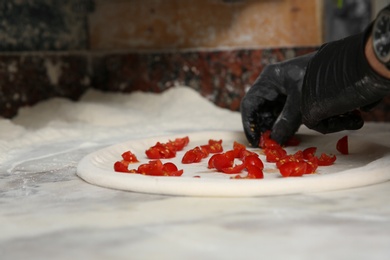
[89,0,323,51]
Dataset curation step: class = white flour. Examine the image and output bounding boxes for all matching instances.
[0,86,242,165]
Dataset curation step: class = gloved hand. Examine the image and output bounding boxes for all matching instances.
[241,23,390,147]
[241,53,315,146]
[301,24,390,134]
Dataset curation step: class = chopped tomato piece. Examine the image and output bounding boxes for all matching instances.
[144,146,161,159]
[223,150,236,161]
[244,154,264,170]
[238,149,257,160]
[317,153,337,166]
[292,150,304,161]
[221,163,246,174]
[199,146,210,157]
[209,139,222,145]
[212,153,234,171]
[135,160,183,176]
[168,136,190,151]
[279,161,307,177]
[275,154,299,169]
[181,147,207,164]
[145,142,176,159]
[145,160,165,176]
[259,131,280,149]
[181,148,198,164]
[264,147,287,162]
[145,136,189,159]
[336,135,349,155]
[163,162,184,176]
[208,154,219,169]
[162,162,178,172]
[233,141,246,152]
[137,163,151,175]
[246,165,264,179]
[206,139,223,153]
[114,161,130,173]
[305,156,318,173]
[303,147,317,160]
[121,151,139,163]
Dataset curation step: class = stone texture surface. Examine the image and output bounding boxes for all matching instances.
[1,47,389,122]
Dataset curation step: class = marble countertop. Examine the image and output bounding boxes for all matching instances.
[1,88,390,260]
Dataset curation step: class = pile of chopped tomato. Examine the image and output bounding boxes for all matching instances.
[113,132,349,179]
[207,141,264,179]
[145,136,189,159]
[115,159,183,176]
[113,150,139,173]
[114,137,188,176]
[260,130,339,177]
[136,160,184,176]
[181,139,223,164]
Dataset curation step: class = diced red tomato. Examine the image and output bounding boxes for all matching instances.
[305,156,318,173]
[208,142,223,153]
[199,146,210,157]
[279,161,307,177]
[137,163,151,175]
[260,130,300,148]
[233,141,246,153]
[116,134,341,179]
[259,131,280,149]
[317,153,337,166]
[222,150,236,161]
[162,162,178,172]
[145,142,176,159]
[121,151,139,163]
[336,135,349,155]
[135,160,183,176]
[303,147,317,160]
[244,154,264,170]
[162,162,184,176]
[212,153,234,171]
[221,163,246,174]
[292,150,304,161]
[168,136,190,151]
[114,161,130,173]
[182,146,208,164]
[276,154,298,169]
[201,139,223,154]
[145,136,189,159]
[264,147,287,162]
[246,165,264,179]
[208,154,219,169]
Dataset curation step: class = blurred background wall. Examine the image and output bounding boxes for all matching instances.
[0,0,389,121]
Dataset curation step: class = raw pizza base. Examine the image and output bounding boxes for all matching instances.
[77,131,390,197]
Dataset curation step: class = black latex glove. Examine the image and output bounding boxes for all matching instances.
[301,25,390,133]
[241,53,316,147]
[241,24,390,147]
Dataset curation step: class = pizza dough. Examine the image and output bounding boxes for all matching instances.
[77,130,390,197]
